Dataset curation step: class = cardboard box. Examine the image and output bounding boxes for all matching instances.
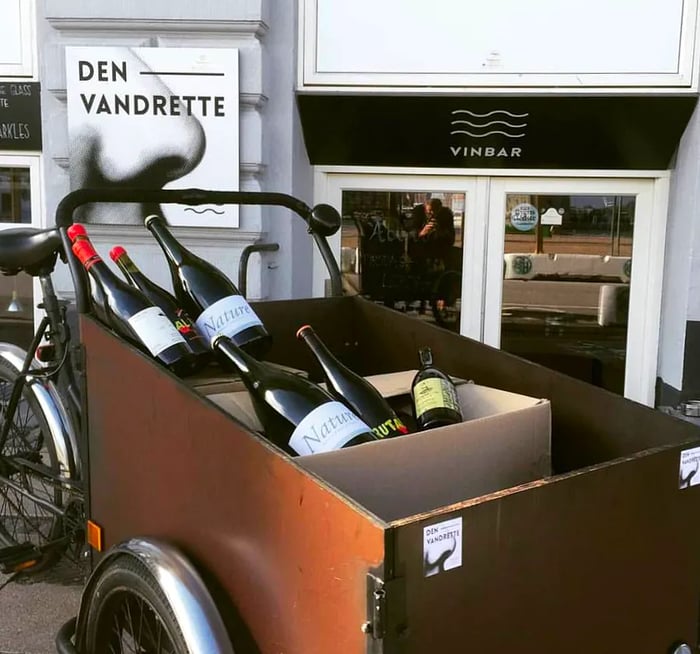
[205,369,551,523]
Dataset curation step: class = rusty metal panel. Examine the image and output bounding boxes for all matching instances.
[81,315,385,654]
[388,446,700,652]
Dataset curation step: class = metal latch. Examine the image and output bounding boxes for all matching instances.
[362,573,386,640]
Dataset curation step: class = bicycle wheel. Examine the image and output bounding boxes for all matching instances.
[0,357,65,569]
[83,555,190,653]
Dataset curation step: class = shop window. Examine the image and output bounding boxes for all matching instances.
[0,167,31,224]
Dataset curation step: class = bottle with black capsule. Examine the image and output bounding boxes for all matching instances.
[109,245,211,370]
[410,347,463,431]
[213,334,378,456]
[144,214,271,358]
[296,324,409,439]
[71,236,197,377]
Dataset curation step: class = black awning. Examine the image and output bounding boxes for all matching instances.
[297,94,697,170]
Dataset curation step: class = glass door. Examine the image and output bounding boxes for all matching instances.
[485,177,665,405]
[316,172,667,406]
[316,173,482,336]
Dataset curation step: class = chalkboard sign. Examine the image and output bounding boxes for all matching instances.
[0,82,42,151]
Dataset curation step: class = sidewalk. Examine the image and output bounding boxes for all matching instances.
[0,559,86,654]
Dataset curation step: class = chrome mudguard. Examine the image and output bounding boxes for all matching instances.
[76,538,235,654]
[0,342,80,479]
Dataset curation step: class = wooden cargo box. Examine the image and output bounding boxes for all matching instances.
[81,296,700,654]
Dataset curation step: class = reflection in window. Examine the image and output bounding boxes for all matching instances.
[340,190,464,331]
[0,168,31,224]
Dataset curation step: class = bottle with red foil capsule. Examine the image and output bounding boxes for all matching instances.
[66,223,110,323]
[296,324,410,439]
[109,245,211,370]
[70,236,197,377]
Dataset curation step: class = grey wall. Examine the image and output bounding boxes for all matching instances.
[38,0,311,301]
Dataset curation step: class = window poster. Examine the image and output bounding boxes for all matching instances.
[65,47,239,228]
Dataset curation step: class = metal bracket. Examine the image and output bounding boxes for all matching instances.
[363,573,386,644]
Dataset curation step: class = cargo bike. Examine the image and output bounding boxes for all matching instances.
[7,187,697,654]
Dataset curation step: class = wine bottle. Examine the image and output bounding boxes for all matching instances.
[410,347,463,430]
[109,245,211,368]
[213,335,378,456]
[144,214,271,358]
[66,223,110,324]
[71,237,197,377]
[296,324,409,439]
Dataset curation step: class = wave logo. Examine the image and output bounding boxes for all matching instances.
[450,109,529,139]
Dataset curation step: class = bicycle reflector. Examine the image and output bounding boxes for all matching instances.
[35,344,56,362]
[86,520,103,552]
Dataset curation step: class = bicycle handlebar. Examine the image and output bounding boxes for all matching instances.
[55,188,343,313]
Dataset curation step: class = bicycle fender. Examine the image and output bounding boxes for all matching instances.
[75,537,235,654]
[0,342,80,479]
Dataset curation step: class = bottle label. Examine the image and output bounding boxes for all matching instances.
[371,416,409,439]
[289,401,372,456]
[413,378,461,419]
[195,295,264,346]
[127,306,187,356]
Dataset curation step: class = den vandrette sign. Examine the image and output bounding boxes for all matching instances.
[65,47,240,227]
[0,82,42,151]
[296,95,697,170]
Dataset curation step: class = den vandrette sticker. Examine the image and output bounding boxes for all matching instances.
[679,446,700,489]
[65,46,239,228]
[423,517,462,577]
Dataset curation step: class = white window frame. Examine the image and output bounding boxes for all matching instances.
[0,0,36,78]
[313,167,669,407]
[299,0,700,93]
[0,154,43,229]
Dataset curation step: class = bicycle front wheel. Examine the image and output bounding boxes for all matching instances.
[0,357,65,570]
[82,555,190,653]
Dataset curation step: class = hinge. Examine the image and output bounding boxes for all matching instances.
[363,573,386,642]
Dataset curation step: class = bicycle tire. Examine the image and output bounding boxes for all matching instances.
[82,555,190,654]
[0,357,65,570]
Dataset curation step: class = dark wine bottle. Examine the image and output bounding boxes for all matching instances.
[144,214,271,358]
[213,335,378,456]
[71,237,197,377]
[410,347,463,430]
[109,245,211,369]
[66,223,110,324]
[296,324,409,439]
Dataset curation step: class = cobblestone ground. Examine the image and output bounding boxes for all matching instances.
[0,557,88,654]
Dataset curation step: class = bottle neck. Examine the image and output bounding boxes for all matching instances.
[72,240,119,288]
[298,327,338,378]
[213,335,258,377]
[145,215,186,266]
[113,252,146,287]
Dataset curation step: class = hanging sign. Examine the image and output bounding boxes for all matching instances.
[0,82,42,151]
[65,47,239,227]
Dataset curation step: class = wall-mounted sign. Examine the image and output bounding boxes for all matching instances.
[297,94,697,170]
[66,47,239,227]
[0,82,42,151]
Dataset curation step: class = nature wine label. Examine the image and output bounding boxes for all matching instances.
[195,294,264,345]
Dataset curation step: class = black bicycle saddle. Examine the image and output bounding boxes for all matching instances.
[0,227,63,275]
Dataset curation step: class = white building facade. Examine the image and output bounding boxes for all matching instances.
[27,0,700,408]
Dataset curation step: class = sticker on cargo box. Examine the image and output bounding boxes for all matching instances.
[679,446,700,489]
[423,517,462,577]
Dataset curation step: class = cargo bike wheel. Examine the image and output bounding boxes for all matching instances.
[0,357,66,571]
[82,555,189,653]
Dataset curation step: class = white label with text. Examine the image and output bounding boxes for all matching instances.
[679,445,700,488]
[423,517,462,577]
[128,307,186,356]
[195,294,263,345]
[289,401,371,456]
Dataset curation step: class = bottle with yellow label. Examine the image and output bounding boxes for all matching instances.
[410,347,463,431]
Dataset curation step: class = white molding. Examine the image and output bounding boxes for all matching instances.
[46,17,269,38]
[0,0,36,79]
